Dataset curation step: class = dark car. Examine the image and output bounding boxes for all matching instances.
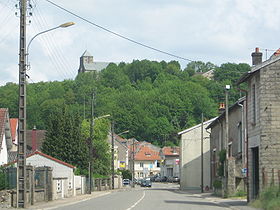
[141,179,152,187]
[160,176,168,182]
[123,179,130,185]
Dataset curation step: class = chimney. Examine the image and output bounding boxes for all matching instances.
[218,102,225,114]
[32,125,37,152]
[251,47,262,66]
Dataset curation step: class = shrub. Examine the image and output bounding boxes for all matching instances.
[0,167,8,190]
[251,186,280,210]
[213,180,222,189]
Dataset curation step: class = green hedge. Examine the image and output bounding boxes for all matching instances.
[251,186,280,210]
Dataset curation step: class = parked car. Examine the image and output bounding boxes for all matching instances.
[123,179,130,185]
[155,176,161,182]
[167,176,180,182]
[173,176,180,182]
[160,176,168,182]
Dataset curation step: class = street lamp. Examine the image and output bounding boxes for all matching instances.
[224,85,230,197]
[88,112,110,194]
[27,22,75,53]
[26,22,75,67]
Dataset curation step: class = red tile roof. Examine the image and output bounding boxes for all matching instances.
[162,146,180,156]
[0,108,8,149]
[9,118,18,143]
[134,144,161,161]
[8,150,76,169]
[274,48,280,56]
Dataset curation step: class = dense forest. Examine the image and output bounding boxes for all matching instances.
[0,60,250,146]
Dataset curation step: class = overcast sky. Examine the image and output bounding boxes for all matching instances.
[1,0,280,86]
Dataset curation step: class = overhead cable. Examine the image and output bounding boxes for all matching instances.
[45,0,193,62]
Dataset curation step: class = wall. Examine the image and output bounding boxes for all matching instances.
[134,160,160,178]
[0,132,8,165]
[180,121,212,190]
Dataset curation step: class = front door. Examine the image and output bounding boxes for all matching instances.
[252,147,259,199]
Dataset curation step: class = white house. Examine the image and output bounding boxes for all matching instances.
[0,108,12,165]
[13,151,76,199]
[131,142,161,179]
[178,118,216,190]
[160,147,180,178]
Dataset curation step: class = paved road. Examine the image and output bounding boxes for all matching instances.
[33,183,254,210]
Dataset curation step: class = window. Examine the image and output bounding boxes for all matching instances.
[69,180,72,189]
[228,143,232,157]
[252,84,256,124]
[140,162,144,167]
[157,161,160,168]
[57,180,62,192]
[238,122,242,153]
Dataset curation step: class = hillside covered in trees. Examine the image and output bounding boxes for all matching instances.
[0,60,250,146]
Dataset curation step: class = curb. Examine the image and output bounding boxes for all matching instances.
[27,191,112,210]
[175,189,247,210]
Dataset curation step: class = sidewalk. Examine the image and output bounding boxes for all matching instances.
[176,189,257,210]
[26,191,112,210]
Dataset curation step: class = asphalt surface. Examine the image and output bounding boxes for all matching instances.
[24,183,256,210]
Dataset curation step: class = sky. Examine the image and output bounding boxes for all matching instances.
[1,0,280,86]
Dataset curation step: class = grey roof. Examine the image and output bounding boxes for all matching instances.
[84,62,111,72]
[178,117,217,135]
[82,50,92,57]
[237,55,280,84]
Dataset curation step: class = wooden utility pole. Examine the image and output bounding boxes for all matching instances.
[132,138,135,188]
[201,113,204,193]
[111,121,115,189]
[224,85,230,197]
[17,0,27,207]
[88,92,94,194]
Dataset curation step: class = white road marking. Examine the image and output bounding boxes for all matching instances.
[126,190,146,210]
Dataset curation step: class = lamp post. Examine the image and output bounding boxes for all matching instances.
[88,112,110,194]
[224,85,230,197]
[17,19,74,208]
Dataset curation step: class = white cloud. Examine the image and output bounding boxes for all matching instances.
[1,0,280,86]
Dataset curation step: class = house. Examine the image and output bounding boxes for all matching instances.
[130,142,161,179]
[207,98,247,196]
[26,127,46,152]
[78,50,113,74]
[178,118,216,190]
[0,108,12,165]
[108,133,129,170]
[9,118,18,152]
[12,150,76,199]
[160,146,180,178]
[237,47,280,200]
[114,135,129,170]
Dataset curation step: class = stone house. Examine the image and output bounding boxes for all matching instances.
[178,118,215,190]
[237,48,280,200]
[206,98,247,195]
[159,147,180,178]
[0,108,12,165]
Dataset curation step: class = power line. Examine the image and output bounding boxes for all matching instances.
[45,0,193,62]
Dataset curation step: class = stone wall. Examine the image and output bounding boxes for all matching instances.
[259,61,280,188]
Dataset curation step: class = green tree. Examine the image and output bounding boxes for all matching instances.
[42,106,88,172]
[81,118,111,176]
